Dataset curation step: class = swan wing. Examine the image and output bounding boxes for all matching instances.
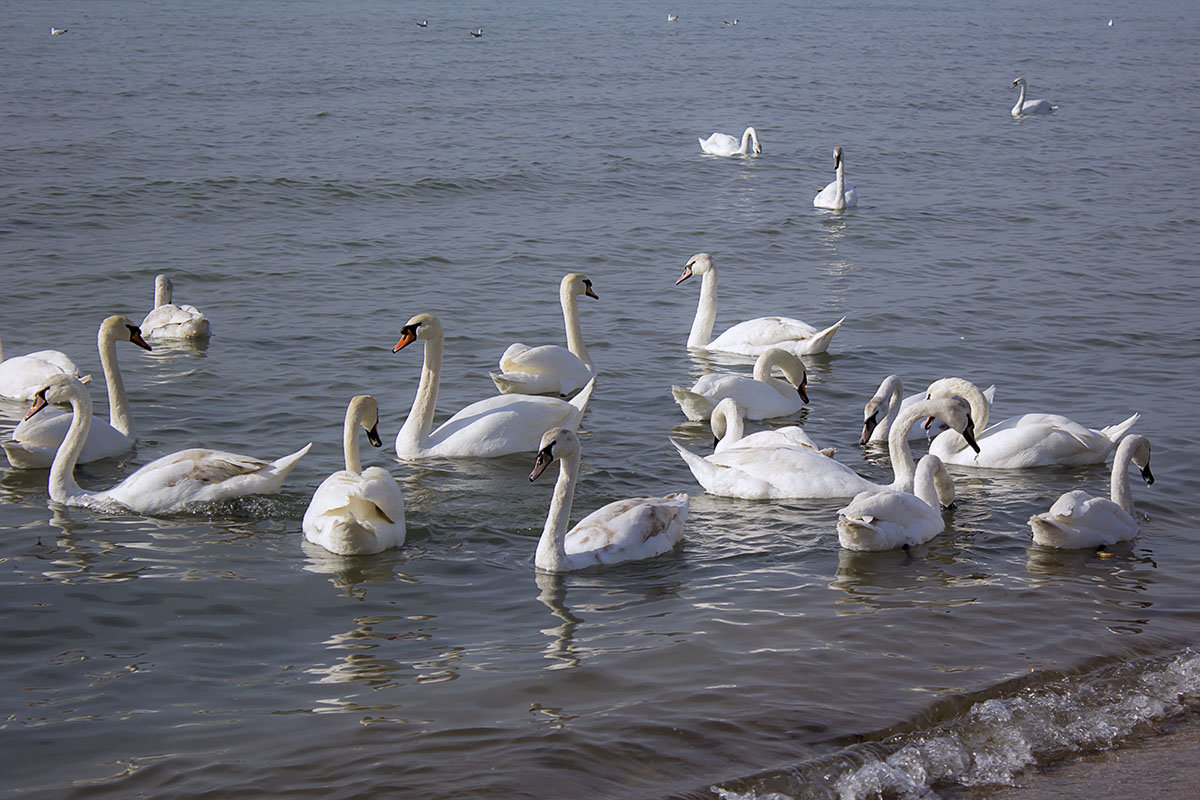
[837,489,944,550]
[676,440,875,500]
[564,493,689,566]
[1029,492,1137,548]
[494,343,592,394]
[933,413,1132,468]
[426,392,588,458]
[141,303,210,339]
[303,467,406,554]
[699,132,739,155]
[0,353,89,400]
[707,316,844,356]
[689,374,799,420]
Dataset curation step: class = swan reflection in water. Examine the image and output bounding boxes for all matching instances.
[535,571,582,670]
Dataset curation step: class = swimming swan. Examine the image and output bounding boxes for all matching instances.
[924,377,1139,468]
[1010,77,1055,116]
[392,313,594,459]
[860,375,997,445]
[529,427,688,572]
[813,146,858,210]
[673,396,979,500]
[140,274,210,341]
[25,375,311,514]
[4,315,151,468]
[672,347,808,421]
[0,337,89,401]
[491,273,597,396]
[837,454,957,551]
[675,253,845,357]
[1028,435,1154,549]
[708,397,833,455]
[698,127,761,156]
[303,395,406,556]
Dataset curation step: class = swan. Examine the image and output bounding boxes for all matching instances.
[673,396,979,500]
[303,395,406,556]
[139,274,210,341]
[667,14,678,22]
[392,313,594,459]
[925,377,1140,468]
[698,127,761,156]
[1028,435,1154,549]
[470,28,483,37]
[529,427,688,572]
[0,336,90,401]
[861,375,997,445]
[491,273,597,396]
[1010,77,1055,116]
[813,146,858,210]
[837,454,957,551]
[4,315,151,468]
[675,253,845,357]
[50,27,68,35]
[672,347,807,421]
[417,19,428,27]
[708,397,834,455]
[25,375,311,514]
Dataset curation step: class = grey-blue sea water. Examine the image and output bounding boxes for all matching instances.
[2,0,1199,797]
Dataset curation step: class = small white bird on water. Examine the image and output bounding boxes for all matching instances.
[50,27,68,36]
[724,19,739,26]
[417,20,428,28]
[1108,19,1114,27]
[668,14,678,22]
[470,27,483,37]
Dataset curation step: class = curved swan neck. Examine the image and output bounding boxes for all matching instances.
[712,401,745,451]
[399,333,443,450]
[154,275,172,308]
[536,450,580,572]
[1013,81,1027,114]
[872,375,905,440]
[688,267,718,348]
[98,322,134,436]
[560,280,591,367]
[343,403,365,474]
[886,404,923,491]
[932,379,989,453]
[48,386,92,503]
[753,351,802,399]
[740,128,757,154]
[1110,437,1138,515]
[914,456,954,508]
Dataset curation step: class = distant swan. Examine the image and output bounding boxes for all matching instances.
[1010,77,1055,116]
[1029,435,1154,549]
[529,427,688,572]
[860,375,997,445]
[672,347,808,421]
[925,377,1139,468]
[724,19,739,26]
[676,252,844,356]
[140,274,210,341]
[470,28,483,37]
[813,146,858,210]
[26,375,311,514]
[837,454,957,551]
[667,14,678,22]
[304,395,406,556]
[4,316,151,468]
[50,27,68,36]
[698,127,761,156]
[392,314,594,459]
[491,273,597,396]
[0,336,89,401]
[417,20,428,28]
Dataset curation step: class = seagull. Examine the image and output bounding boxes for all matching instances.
[724,18,738,26]
[50,27,68,35]
[667,14,678,22]
[470,27,483,37]
[417,20,428,28]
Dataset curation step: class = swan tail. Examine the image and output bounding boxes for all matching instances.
[269,442,313,478]
[567,377,596,418]
[802,316,846,355]
[671,385,714,422]
[1101,413,1141,444]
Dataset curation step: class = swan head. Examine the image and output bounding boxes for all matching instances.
[101,315,153,352]
[1010,77,1026,89]
[833,146,844,170]
[530,427,579,481]
[759,348,808,403]
[563,273,598,300]
[351,394,383,447]
[922,396,981,453]
[860,402,885,445]
[1126,434,1154,485]
[675,253,714,285]
[392,313,442,353]
[25,374,88,421]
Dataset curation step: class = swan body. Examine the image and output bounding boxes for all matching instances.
[1010,77,1055,116]
[708,398,833,455]
[672,347,808,421]
[667,14,678,22]
[140,274,210,341]
[926,377,1139,468]
[393,314,594,459]
[1029,435,1154,549]
[529,428,688,572]
[491,273,597,396]
[304,395,405,556]
[676,253,845,357]
[698,127,761,156]
[813,146,858,210]
[837,454,957,551]
[0,337,90,401]
[674,396,979,500]
[4,316,151,468]
[861,375,997,444]
[26,375,311,514]
[50,27,68,35]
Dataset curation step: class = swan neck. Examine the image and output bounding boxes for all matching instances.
[834,160,846,208]
[888,403,937,491]
[48,388,92,503]
[98,325,134,436]
[560,283,591,367]
[399,335,442,450]
[740,128,755,154]
[1110,439,1136,515]
[1014,82,1027,113]
[688,269,718,348]
[874,376,904,439]
[713,404,745,452]
[343,406,363,474]
[154,277,172,308]
[536,450,580,572]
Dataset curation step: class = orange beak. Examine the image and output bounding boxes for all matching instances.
[25,393,48,421]
[675,265,693,286]
[392,330,417,353]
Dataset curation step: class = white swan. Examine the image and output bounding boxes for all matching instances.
[140,274,210,341]
[673,396,979,500]
[50,27,68,35]
[1010,77,1055,116]
[925,377,1140,468]
[303,395,406,556]
[860,375,997,445]
[529,427,688,572]
[672,347,807,421]
[0,336,90,401]
[698,127,761,156]
[1028,435,1154,549]
[4,315,151,468]
[837,454,957,551]
[25,375,311,514]
[491,273,597,396]
[392,313,594,459]
[676,253,845,357]
[813,146,858,210]
[708,397,833,455]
